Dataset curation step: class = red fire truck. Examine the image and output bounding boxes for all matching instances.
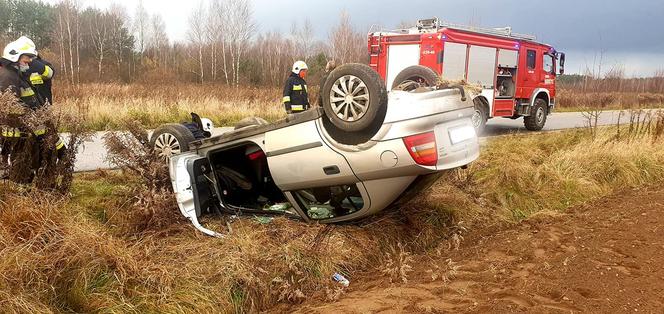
[367,18,566,133]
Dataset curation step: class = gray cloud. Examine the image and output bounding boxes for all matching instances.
[46,0,664,75]
[253,0,663,53]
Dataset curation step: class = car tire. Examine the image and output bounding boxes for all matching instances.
[391,65,440,91]
[322,63,388,134]
[472,97,489,135]
[150,123,196,160]
[524,99,548,131]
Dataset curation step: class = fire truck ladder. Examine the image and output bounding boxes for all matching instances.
[417,17,537,41]
[369,33,382,70]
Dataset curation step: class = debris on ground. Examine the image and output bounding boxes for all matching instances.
[332,273,350,287]
[254,216,274,224]
[308,206,334,219]
[265,203,292,213]
[437,78,483,94]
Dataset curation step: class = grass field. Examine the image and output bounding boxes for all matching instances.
[52,83,664,131]
[2,119,663,312]
[55,84,294,131]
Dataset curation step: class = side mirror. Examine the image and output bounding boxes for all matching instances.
[559,53,566,75]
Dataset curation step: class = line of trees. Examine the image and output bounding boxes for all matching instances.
[0,0,367,86]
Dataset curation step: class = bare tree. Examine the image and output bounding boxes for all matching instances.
[53,4,68,80]
[250,32,296,86]
[291,19,314,62]
[87,10,110,79]
[133,0,149,53]
[187,2,207,83]
[225,0,254,86]
[59,0,80,84]
[329,10,365,65]
[206,0,224,81]
[108,4,131,78]
[149,14,168,66]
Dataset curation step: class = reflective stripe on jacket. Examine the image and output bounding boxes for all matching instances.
[24,58,54,106]
[0,61,41,109]
[282,73,310,112]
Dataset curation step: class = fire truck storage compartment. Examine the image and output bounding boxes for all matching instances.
[386,44,421,90]
[467,46,497,89]
[496,49,518,99]
[442,42,467,80]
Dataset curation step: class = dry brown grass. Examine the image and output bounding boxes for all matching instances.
[2,114,664,312]
[0,90,92,192]
[0,172,433,312]
[54,83,322,131]
[556,90,664,111]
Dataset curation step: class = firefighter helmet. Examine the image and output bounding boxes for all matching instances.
[200,118,214,133]
[2,36,38,63]
[16,36,38,56]
[292,61,308,75]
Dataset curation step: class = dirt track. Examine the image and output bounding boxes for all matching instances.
[296,186,664,313]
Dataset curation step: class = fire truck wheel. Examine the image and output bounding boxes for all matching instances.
[392,65,440,91]
[524,99,548,131]
[472,97,489,135]
[150,123,196,161]
[322,63,388,133]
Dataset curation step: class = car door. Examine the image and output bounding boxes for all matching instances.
[264,119,358,191]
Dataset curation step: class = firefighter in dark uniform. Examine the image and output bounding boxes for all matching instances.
[26,57,55,105]
[0,37,64,180]
[282,61,310,114]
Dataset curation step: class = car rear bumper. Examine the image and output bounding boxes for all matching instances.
[434,117,480,171]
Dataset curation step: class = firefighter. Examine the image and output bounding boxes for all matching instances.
[13,36,65,163]
[0,38,65,180]
[282,61,310,114]
[18,36,55,106]
[0,38,42,108]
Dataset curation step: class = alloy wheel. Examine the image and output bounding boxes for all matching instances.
[154,132,181,160]
[329,75,370,122]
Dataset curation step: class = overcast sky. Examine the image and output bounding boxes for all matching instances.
[45,0,664,77]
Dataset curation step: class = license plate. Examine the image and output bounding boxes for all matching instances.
[448,125,476,145]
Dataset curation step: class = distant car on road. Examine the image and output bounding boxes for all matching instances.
[152,63,480,237]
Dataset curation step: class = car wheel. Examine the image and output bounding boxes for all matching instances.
[322,63,388,134]
[524,99,548,131]
[150,123,196,160]
[391,65,440,91]
[472,97,488,135]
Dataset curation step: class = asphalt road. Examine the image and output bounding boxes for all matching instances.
[71,110,652,172]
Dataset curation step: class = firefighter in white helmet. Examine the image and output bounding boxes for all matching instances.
[282,61,310,114]
[16,36,56,106]
[0,37,65,181]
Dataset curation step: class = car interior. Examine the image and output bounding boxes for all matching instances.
[206,141,365,220]
[292,185,364,220]
[208,142,287,212]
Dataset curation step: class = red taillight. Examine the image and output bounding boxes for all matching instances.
[247,150,265,161]
[403,132,438,166]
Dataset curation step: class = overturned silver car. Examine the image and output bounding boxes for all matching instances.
[154,64,480,237]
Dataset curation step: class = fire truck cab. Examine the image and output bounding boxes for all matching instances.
[368,18,566,133]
